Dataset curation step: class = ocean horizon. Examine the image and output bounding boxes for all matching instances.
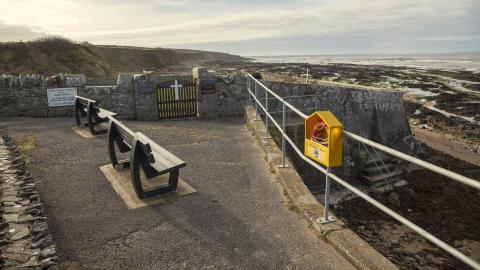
[251,52,480,72]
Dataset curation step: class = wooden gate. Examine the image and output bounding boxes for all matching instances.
[156,79,197,119]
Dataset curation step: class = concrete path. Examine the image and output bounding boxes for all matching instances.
[0,117,355,270]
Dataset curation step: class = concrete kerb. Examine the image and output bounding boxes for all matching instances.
[244,106,398,270]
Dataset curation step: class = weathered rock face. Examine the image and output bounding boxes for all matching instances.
[0,130,59,269]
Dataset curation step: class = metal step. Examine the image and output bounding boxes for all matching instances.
[361,169,403,183]
[363,163,394,175]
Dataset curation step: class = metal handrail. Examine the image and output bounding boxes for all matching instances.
[246,73,480,269]
[354,127,394,190]
[247,74,480,190]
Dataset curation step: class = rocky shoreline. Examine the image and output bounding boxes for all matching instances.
[0,129,58,270]
[212,60,480,152]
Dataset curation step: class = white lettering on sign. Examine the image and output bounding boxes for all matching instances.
[47,88,77,107]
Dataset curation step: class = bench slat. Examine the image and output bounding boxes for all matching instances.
[98,108,116,118]
[135,132,186,173]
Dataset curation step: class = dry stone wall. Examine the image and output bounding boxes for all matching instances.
[193,67,247,118]
[0,73,135,119]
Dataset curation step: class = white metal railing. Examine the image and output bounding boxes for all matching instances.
[246,73,480,269]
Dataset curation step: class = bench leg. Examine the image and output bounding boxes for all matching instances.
[74,101,86,127]
[168,169,179,191]
[108,121,130,170]
[130,139,179,199]
[87,102,108,135]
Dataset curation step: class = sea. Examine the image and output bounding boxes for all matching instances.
[252,52,480,72]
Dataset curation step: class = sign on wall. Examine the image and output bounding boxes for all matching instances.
[137,81,155,94]
[200,79,216,94]
[47,87,77,107]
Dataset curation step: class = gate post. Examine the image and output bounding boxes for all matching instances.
[193,67,218,118]
[133,71,158,121]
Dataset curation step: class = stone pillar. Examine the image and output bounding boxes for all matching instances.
[193,67,218,118]
[133,72,158,121]
[114,73,135,119]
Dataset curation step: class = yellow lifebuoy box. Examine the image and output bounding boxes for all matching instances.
[304,111,343,168]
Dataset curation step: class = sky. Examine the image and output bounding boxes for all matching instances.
[0,0,479,56]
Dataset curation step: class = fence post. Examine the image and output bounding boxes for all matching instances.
[263,89,270,139]
[254,80,260,121]
[277,100,290,168]
[247,76,251,106]
[319,168,335,224]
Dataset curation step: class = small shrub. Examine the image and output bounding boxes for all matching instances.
[29,35,77,51]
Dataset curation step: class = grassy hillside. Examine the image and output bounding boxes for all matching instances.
[0,37,246,77]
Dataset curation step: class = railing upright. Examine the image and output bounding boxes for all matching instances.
[247,76,251,106]
[277,100,290,168]
[263,89,270,139]
[319,167,335,223]
[254,81,259,120]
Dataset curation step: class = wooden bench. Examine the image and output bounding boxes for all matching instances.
[74,96,116,135]
[107,117,186,199]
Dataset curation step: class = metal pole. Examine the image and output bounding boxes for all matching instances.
[263,89,270,139]
[247,76,251,106]
[306,68,309,84]
[277,100,290,168]
[319,167,335,224]
[254,81,259,120]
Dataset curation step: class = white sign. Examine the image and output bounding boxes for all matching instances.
[47,88,77,107]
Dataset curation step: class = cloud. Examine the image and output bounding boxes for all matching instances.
[0,0,478,54]
[0,22,45,42]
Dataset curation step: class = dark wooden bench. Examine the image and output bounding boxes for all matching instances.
[74,96,116,135]
[107,117,186,199]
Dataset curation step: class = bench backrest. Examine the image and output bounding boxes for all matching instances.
[108,118,186,176]
[75,96,97,107]
[74,96,116,135]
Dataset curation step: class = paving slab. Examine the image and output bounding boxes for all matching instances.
[0,117,356,270]
[71,127,95,139]
[99,164,196,209]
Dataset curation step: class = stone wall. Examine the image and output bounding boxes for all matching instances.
[0,73,135,119]
[0,68,249,120]
[193,67,247,118]
[260,80,412,151]
[254,79,415,184]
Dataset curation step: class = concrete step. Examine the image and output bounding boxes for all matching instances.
[361,169,403,183]
[365,152,392,165]
[363,163,394,176]
[373,179,409,192]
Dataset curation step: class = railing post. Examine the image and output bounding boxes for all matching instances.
[247,76,251,106]
[277,100,290,168]
[263,89,270,139]
[319,168,336,224]
[254,80,260,121]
